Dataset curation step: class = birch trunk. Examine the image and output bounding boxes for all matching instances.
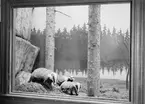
[87,5,101,97]
[45,7,55,71]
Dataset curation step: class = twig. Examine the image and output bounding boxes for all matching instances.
[54,10,71,18]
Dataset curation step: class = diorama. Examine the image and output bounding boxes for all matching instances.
[13,3,130,101]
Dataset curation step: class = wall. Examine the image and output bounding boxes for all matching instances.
[0,0,1,22]
[0,95,127,104]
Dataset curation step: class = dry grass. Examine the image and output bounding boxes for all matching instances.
[15,78,129,101]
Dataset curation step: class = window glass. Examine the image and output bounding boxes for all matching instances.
[13,3,130,101]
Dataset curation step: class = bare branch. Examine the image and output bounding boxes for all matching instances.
[54,10,72,18]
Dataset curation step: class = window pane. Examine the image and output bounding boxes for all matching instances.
[13,3,130,101]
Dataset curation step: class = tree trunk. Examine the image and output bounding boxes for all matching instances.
[126,68,129,90]
[45,7,55,71]
[126,65,130,90]
[87,5,101,97]
[125,59,130,90]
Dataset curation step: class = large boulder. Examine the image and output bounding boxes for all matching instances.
[14,8,33,40]
[15,36,40,76]
[15,71,31,86]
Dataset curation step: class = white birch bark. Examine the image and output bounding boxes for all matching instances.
[45,7,55,71]
[87,5,101,97]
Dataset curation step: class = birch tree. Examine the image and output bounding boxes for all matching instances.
[45,7,55,71]
[87,5,101,97]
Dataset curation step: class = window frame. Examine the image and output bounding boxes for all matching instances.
[0,0,145,104]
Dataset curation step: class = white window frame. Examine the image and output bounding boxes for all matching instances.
[0,0,145,104]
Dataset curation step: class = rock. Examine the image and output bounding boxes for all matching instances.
[15,71,31,86]
[15,36,40,76]
[15,82,48,93]
[14,8,33,40]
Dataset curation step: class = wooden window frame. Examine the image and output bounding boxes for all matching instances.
[0,0,145,104]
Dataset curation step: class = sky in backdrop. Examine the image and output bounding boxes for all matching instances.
[32,3,130,33]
